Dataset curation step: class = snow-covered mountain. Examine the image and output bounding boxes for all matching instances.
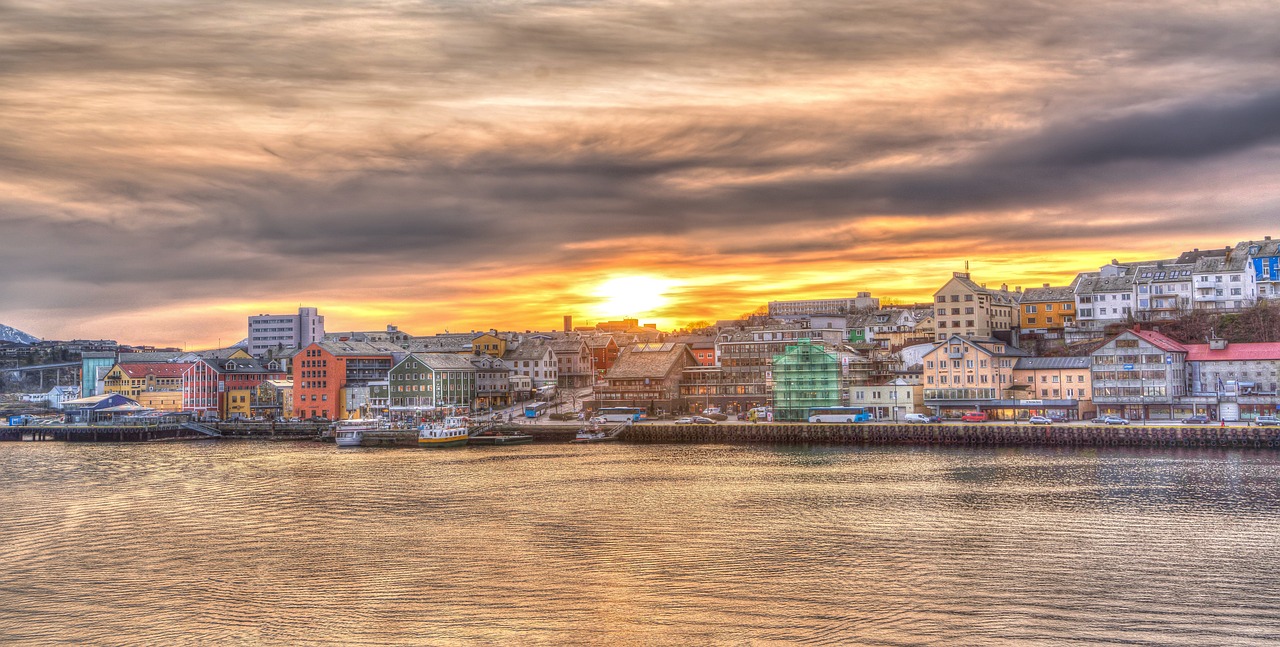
[0,324,40,345]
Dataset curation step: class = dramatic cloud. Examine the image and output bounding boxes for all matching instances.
[2,0,1279,344]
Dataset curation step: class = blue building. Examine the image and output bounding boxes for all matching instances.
[80,351,117,397]
[1240,238,1280,301]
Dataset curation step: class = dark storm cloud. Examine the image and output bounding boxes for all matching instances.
[4,0,1280,337]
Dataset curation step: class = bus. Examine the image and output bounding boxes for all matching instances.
[523,401,550,418]
[808,407,872,423]
[595,407,644,423]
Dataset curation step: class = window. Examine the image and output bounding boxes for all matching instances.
[1026,305,1037,313]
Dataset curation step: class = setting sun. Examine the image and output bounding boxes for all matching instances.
[591,275,677,319]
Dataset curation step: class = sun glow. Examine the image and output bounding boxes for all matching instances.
[592,275,677,318]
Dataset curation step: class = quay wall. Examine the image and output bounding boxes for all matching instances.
[621,423,1280,450]
[0,424,205,443]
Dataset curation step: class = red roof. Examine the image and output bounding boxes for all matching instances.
[1129,329,1188,353]
[1185,342,1280,362]
[118,362,190,378]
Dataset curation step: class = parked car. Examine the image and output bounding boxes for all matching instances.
[691,416,716,424]
[1028,415,1053,425]
[674,417,695,425]
[960,411,988,422]
[903,413,940,423]
[1181,415,1211,424]
[1255,415,1279,426]
[1098,415,1130,425]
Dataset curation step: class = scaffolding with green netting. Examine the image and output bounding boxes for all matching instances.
[771,339,841,421]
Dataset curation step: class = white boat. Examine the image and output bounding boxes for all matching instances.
[418,415,470,448]
[333,419,377,447]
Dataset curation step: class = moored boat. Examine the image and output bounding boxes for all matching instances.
[333,419,376,447]
[468,430,534,446]
[418,415,470,448]
[572,423,618,443]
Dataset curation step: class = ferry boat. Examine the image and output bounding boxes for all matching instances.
[333,419,376,447]
[418,416,470,448]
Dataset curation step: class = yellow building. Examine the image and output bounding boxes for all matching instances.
[102,362,189,399]
[471,332,507,357]
[136,390,184,412]
[256,380,294,419]
[1020,284,1077,333]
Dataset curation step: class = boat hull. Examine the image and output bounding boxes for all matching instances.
[468,434,533,445]
[334,433,363,447]
[418,436,469,448]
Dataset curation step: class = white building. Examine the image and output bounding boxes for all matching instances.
[248,307,325,356]
[769,292,879,318]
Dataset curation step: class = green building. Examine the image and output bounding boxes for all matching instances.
[389,353,477,413]
[771,340,840,421]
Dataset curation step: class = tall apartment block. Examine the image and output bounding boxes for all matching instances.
[248,307,325,356]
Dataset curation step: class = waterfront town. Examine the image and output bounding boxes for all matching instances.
[5,236,1280,426]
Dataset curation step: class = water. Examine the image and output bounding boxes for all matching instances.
[2,441,1279,645]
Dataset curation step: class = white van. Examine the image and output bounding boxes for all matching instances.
[904,413,938,423]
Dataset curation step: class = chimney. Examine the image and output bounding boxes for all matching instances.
[1001,283,1008,291]
[1266,236,1273,241]
[1016,286,1021,292]
[1043,283,1050,288]
[1209,337,1228,351]
[564,316,572,333]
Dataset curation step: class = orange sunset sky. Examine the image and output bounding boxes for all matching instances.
[3,1,1279,348]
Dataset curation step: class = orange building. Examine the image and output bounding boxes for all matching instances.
[293,341,405,420]
[1020,284,1077,333]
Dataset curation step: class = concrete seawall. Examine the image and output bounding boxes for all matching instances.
[620,423,1280,449]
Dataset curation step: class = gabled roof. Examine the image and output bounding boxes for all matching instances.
[1235,238,1280,259]
[548,338,589,354]
[314,340,404,356]
[940,273,1021,305]
[605,343,696,380]
[1014,356,1092,370]
[503,342,552,362]
[401,352,477,371]
[1184,342,1280,362]
[116,351,184,363]
[117,362,189,379]
[1075,274,1135,294]
[1127,329,1188,353]
[1020,286,1076,303]
[195,357,283,375]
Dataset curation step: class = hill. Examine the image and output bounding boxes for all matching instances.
[0,323,39,345]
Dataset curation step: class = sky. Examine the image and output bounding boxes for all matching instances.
[3,0,1279,348]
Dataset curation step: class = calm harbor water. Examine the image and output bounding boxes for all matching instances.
[2,441,1280,645]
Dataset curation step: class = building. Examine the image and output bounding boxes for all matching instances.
[1238,237,1280,300]
[1073,273,1136,331]
[549,337,593,388]
[932,272,1020,341]
[1010,357,1094,420]
[714,327,847,414]
[471,355,512,410]
[594,343,698,415]
[585,335,620,375]
[80,351,117,397]
[102,362,187,399]
[292,340,406,421]
[771,340,840,421]
[849,378,923,421]
[768,292,879,318]
[136,390,184,412]
[1191,250,1257,311]
[255,379,295,419]
[1089,327,1189,421]
[389,353,477,413]
[1019,284,1076,333]
[1184,338,1280,421]
[183,357,287,420]
[921,335,1027,419]
[247,307,325,356]
[502,340,557,388]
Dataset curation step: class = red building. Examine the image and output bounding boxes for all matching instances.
[293,341,405,420]
[183,357,286,420]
